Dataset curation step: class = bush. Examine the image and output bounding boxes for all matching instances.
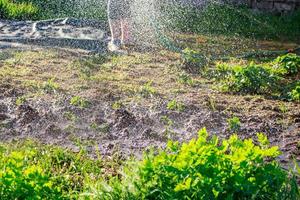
[0,0,38,20]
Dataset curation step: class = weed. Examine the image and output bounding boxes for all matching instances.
[275,53,300,76]
[90,122,110,133]
[15,96,26,106]
[63,111,77,122]
[181,48,207,72]
[278,103,288,113]
[0,0,38,20]
[42,78,59,94]
[177,73,194,86]
[160,115,173,127]
[140,81,156,98]
[167,99,185,112]
[70,96,90,108]
[112,101,123,110]
[227,116,241,132]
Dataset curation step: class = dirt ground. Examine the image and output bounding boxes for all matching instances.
[0,33,299,165]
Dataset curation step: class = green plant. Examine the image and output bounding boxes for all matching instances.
[42,78,59,93]
[177,73,194,86]
[0,0,38,20]
[167,99,185,112]
[227,116,241,132]
[15,96,26,106]
[140,81,157,98]
[95,128,299,199]
[0,140,103,199]
[112,101,123,110]
[275,53,300,75]
[181,48,207,72]
[70,96,90,108]
[290,85,300,102]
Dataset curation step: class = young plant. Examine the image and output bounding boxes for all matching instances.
[70,96,90,108]
[275,53,300,76]
[15,96,26,106]
[140,81,156,98]
[167,99,185,112]
[42,78,59,93]
[227,116,241,132]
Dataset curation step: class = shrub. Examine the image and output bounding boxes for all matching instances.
[0,0,38,20]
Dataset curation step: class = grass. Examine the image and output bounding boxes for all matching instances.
[0,0,38,20]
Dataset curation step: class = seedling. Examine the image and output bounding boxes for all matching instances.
[227,116,241,132]
[70,96,90,108]
[42,78,59,93]
[167,100,185,112]
[140,81,156,98]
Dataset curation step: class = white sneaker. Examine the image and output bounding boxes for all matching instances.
[108,39,128,55]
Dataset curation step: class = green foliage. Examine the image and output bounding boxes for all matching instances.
[227,116,241,132]
[181,48,207,72]
[162,2,300,40]
[0,0,38,20]
[214,54,300,101]
[220,63,280,94]
[0,130,299,199]
[70,96,90,108]
[42,78,59,93]
[177,73,195,86]
[167,99,185,112]
[105,128,298,200]
[14,0,107,20]
[290,85,300,102]
[275,53,300,75]
[0,140,103,199]
[15,96,27,106]
[140,81,157,98]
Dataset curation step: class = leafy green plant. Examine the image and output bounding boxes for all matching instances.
[140,81,157,98]
[275,53,300,75]
[177,73,195,86]
[96,128,298,199]
[167,99,185,112]
[42,78,59,93]
[227,116,241,132]
[0,140,103,199]
[112,101,123,110]
[70,96,90,108]
[0,0,38,20]
[290,85,300,102]
[15,96,26,106]
[181,48,207,73]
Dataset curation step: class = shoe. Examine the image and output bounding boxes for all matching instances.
[108,39,121,52]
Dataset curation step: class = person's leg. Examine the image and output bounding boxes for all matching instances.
[121,18,133,45]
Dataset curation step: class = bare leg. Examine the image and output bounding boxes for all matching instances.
[121,19,133,45]
[109,19,122,42]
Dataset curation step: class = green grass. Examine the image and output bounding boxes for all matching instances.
[161,2,300,41]
[0,0,38,20]
[0,129,298,199]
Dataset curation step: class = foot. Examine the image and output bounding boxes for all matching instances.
[108,39,121,52]
[108,39,128,55]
